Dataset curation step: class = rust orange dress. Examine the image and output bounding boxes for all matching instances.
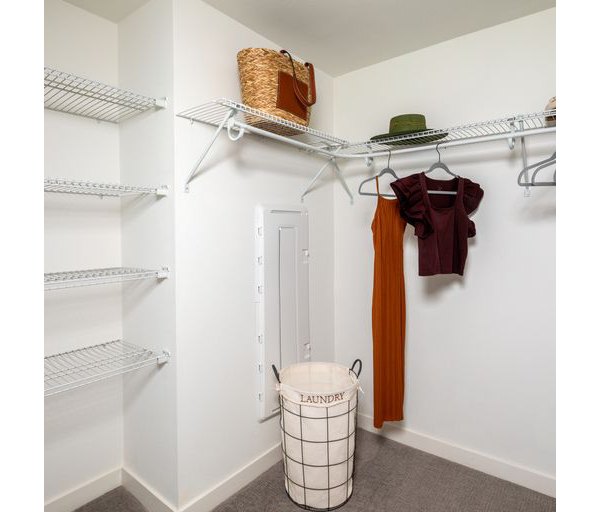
[371,176,407,428]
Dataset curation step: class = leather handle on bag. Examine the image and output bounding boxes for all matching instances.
[280,49,317,107]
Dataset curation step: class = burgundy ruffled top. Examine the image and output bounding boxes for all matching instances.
[391,173,484,276]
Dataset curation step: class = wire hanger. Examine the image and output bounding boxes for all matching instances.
[358,150,398,198]
[424,143,458,195]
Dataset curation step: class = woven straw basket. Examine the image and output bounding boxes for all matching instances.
[237,48,315,136]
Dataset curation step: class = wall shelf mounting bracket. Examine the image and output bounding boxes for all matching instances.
[184,108,236,192]
[227,116,245,141]
[178,99,348,193]
[507,120,517,150]
[301,157,353,204]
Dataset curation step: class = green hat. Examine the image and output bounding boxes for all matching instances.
[370,114,447,146]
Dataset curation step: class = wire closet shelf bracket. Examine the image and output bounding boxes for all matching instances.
[177,99,354,201]
[45,340,170,397]
[44,267,170,291]
[44,67,167,123]
[177,99,556,200]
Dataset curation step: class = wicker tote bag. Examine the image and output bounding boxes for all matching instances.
[237,48,317,135]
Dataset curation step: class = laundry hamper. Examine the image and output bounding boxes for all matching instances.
[273,360,362,511]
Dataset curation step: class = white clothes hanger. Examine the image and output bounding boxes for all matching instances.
[518,152,556,187]
[358,150,398,198]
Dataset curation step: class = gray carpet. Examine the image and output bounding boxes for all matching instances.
[74,429,556,512]
[74,487,146,512]
[213,429,556,512]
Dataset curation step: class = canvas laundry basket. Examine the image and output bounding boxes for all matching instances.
[237,48,316,136]
[273,360,362,511]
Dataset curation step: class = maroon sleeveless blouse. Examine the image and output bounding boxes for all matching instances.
[391,173,484,276]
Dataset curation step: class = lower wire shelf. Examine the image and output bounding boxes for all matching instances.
[45,266,169,290]
[45,340,170,397]
[44,178,168,197]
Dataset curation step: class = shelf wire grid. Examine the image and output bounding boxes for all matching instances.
[177,99,348,150]
[44,267,169,290]
[44,67,161,123]
[336,110,557,156]
[45,340,168,396]
[44,178,167,197]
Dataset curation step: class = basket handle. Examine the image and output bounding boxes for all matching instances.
[280,49,317,108]
[350,359,362,378]
[272,364,281,383]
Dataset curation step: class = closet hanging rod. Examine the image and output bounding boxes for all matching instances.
[179,100,555,161]
[226,120,553,160]
[232,119,343,156]
[340,110,556,159]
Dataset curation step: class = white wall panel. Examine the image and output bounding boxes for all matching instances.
[173,0,335,505]
[119,0,178,506]
[256,206,310,420]
[44,0,123,504]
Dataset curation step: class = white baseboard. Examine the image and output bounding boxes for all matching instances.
[122,468,176,512]
[46,421,552,512]
[46,445,281,512]
[179,443,282,512]
[44,468,122,512]
[358,413,555,497]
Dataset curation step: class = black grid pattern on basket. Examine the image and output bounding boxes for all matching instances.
[279,394,359,511]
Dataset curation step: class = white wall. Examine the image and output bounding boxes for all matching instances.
[173,0,335,507]
[44,0,123,503]
[333,7,555,488]
[45,1,556,507]
[119,0,179,507]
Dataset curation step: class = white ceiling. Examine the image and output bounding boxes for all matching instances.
[202,0,555,76]
[63,0,151,23]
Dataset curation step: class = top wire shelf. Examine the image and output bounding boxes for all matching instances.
[177,98,348,150]
[44,178,168,197]
[338,110,557,157]
[44,67,166,123]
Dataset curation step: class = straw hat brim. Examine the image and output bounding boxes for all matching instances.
[370,131,448,146]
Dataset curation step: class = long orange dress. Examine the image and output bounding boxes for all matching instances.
[371,176,407,428]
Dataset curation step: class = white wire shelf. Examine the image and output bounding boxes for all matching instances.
[338,110,557,157]
[177,100,556,200]
[177,98,348,191]
[45,339,170,396]
[44,67,166,123]
[44,266,169,291]
[44,178,168,197]
[177,98,347,149]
